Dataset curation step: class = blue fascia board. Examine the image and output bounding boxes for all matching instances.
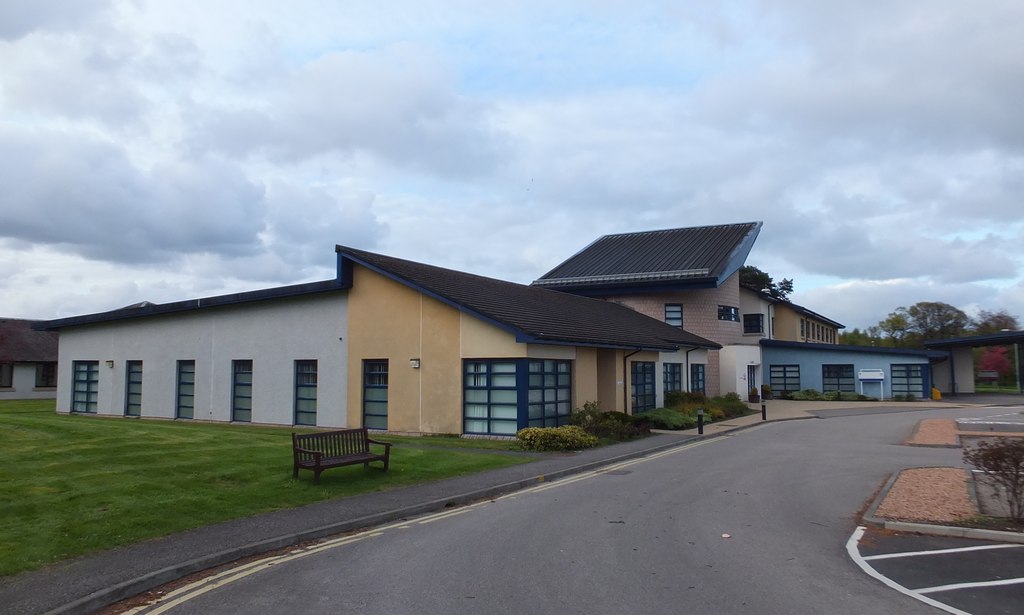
[547,278,720,297]
[760,339,948,361]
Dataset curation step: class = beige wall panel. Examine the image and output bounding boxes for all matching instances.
[596,349,621,412]
[572,347,599,411]
[460,315,522,358]
[419,294,464,434]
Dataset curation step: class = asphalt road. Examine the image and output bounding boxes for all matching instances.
[130,408,987,615]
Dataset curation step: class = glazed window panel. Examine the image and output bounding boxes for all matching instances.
[663,362,683,394]
[631,361,656,413]
[822,364,855,392]
[125,360,143,416]
[769,364,800,394]
[35,362,57,388]
[295,360,317,426]
[176,360,195,419]
[0,363,11,388]
[464,360,522,435]
[891,364,925,398]
[72,361,99,413]
[690,364,706,395]
[232,360,253,422]
[527,359,572,428]
[664,304,683,329]
[718,305,740,322]
[743,313,764,334]
[363,360,388,430]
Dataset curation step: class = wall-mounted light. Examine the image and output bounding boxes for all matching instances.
[410,358,421,369]
[105,360,114,368]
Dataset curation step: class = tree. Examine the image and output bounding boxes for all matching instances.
[978,347,1012,379]
[878,309,912,347]
[973,309,1020,335]
[739,265,794,301]
[840,326,887,347]
[905,301,970,342]
[963,438,1024,524]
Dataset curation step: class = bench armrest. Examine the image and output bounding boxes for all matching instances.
[293,446,324,460]
[366,439,392,452]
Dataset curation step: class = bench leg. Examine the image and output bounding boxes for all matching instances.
[313,468,321,484]
[292,464,299,479]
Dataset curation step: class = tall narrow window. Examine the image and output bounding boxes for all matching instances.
[664,304,683,329]
[232,360,253,422]
[35,362,57,388]
[527,359,572,428]
[363,360,389,429]
[294,360,317,426]
[176,360,195,419]
[72,361,99,413]
[631,361,656,413]
[125,360,143,416]
[663,363,683,394]
[690,364,706,395]
[0,363,13,388]
[464,360,518,435]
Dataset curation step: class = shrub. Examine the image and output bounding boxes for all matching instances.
[664,391,706,409]
[640,408,697,430]
[711,393,749,418]
[789,388,824,401]
[517,425,599,451]
[963,438,1024,523]
[568,404,650,440]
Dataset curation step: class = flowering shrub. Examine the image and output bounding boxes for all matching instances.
[517,425,599,451]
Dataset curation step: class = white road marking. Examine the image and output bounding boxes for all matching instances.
[862,543,1023,561]
[917,577,1024,594]
[846,526,974,615]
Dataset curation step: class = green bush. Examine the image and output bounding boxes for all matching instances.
[569,403,651,440]
[711,393,750,418]
[892,393,917,402]
[640,408,697,430]
[517,425,599,451]
[664,391,707,409]
[789,388,825,401]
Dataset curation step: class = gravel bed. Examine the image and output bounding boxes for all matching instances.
[875,467,976,523]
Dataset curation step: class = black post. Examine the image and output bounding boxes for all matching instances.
[761,402,767,421]
[697,408,704,435]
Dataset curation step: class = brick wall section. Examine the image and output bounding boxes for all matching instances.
[606,273,743,397]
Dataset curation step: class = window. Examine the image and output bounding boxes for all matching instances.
[690,364,706,395]
[464,360,518,435]
[232,360,253,422]
[0,363,12,388]
[363,360,388,429]
[743,313,764,334]
[718,305,740,322]
[663,362,683,394]
[891,364,925,398]
[176,360,195,419]
[631,361,656,413]
[822,364,855,393]
[125,360,143,416]
[72,360,99,413]
[769,364,801,395]
[664,304,683,329]
[295,360,318,426]
[35,362,57,388]
[527,360,572,428]
[800,319,806,339]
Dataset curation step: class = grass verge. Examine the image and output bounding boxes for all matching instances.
[0,400,533,576]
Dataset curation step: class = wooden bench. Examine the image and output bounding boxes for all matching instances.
[292,428,391,483]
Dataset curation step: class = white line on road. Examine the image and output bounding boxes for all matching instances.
[862,543,1023,561]
[846,526,974,615]
[917,577,1024,594]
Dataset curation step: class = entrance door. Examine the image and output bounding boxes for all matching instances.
[747,364,758,395]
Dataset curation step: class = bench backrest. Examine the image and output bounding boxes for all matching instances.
[294,428,370,457]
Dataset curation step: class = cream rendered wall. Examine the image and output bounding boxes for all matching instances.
[596,349,622,412]
[54,292,348,426]
[932,348,976,394]
[719,345,762,396]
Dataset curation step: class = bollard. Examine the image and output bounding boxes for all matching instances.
[761,402,766,421]
[697,407,704,435]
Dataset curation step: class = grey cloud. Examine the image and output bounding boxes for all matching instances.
[0,126,267,263]
[0,0,110,40]
[191,45,506,177]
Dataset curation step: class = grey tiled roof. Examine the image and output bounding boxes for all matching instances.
[533,222,761,291]
[337,246,719,352]
[0,318,58,362]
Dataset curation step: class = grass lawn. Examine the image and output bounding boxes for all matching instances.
[0,400,534,576]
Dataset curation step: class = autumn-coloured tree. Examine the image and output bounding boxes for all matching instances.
[978,346,1012,379]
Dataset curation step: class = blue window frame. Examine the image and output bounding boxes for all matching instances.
[35,362,57,388]
[125,360,143,416]
[527,359,572,428]
[72,360,99,413]
[232,360,253,422]
[891,364,926,398]
[822,364,854,392]
[363,360,388,430]
[295,360,318,426]
[176,360,195,419]
[464,360,519,435]
[690,364,705,395]
[770,364,800,395]
[631,361,656,413]
[664,362,683,394]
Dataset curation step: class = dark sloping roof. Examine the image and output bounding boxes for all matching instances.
[532,222,762,293]
[336,246,720,352]
[744,288,845,329]
[0,318,58,362]
[923,330,1024,349]
[760,339,948,361]
[36,280,345,331]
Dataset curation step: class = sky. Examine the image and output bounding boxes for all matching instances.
[1,0,1022,331]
